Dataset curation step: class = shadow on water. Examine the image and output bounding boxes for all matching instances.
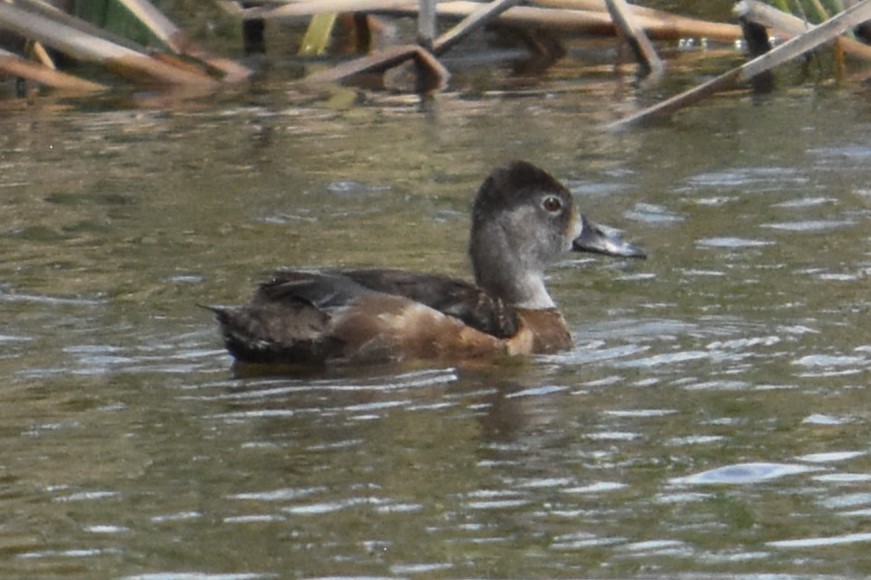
[1,44,871,576]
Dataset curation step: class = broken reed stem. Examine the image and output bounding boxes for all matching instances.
[417,0,437,49]
[604,0,664,77]
[609,0,871,129]
[736,0,871,61]
[0,47,106,91]
[119,0,253,81]
[433,0,523,55]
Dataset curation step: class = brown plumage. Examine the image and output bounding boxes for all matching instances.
[205,161,645,368]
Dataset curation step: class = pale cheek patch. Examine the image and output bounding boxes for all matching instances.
[565,211,582,250]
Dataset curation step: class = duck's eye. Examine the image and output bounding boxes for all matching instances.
[542,196,562,213]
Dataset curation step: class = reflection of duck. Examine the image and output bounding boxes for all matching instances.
[205,161,646,367]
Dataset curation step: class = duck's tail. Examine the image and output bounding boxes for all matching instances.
[199,302,337,366]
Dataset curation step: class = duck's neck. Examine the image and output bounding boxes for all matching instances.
[508,273,556,309]
[470,225,556,310]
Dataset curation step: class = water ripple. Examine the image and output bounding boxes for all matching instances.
[505,385,568,398]
[774,196,837,208]
[616,350,709,368]
[562,482,627,494]
[797,451,865,463]
[124,574,268,580]
[696,237,773,249]
[552,533,626,550]
[230,487,326,502]
[0,291,105,306]
[769,532,871,549]
[803,413,849,425]
[761,219,856,232]
[671,462,822,485]
[685,166,807,188]
[624,202,685,224]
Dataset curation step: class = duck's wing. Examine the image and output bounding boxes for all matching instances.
[255,270,368,310]
[325,268,520,339]
[207,270,512,365]
[259,269,520,338]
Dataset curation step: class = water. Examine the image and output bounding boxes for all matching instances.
[1,50,871,577]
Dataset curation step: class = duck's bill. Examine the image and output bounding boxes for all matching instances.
[572,216,647,259]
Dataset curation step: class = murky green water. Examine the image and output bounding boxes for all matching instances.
[1,47,871,578]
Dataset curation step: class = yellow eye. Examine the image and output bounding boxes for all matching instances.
[542,196,562,213]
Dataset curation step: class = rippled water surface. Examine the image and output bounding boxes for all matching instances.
[2,51,871,578]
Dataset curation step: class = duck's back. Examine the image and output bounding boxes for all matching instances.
[206,269,537,366]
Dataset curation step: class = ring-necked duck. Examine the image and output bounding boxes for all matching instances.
[205,161,645,367]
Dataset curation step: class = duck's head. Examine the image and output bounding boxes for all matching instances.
[469,161,645,308]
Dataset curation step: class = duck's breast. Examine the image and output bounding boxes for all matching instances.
[511,308,572,354]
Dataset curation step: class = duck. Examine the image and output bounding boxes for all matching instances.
[204,161,645,368]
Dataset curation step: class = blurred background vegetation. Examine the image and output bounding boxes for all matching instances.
[69,0,744,57]
[60,0,864,59]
